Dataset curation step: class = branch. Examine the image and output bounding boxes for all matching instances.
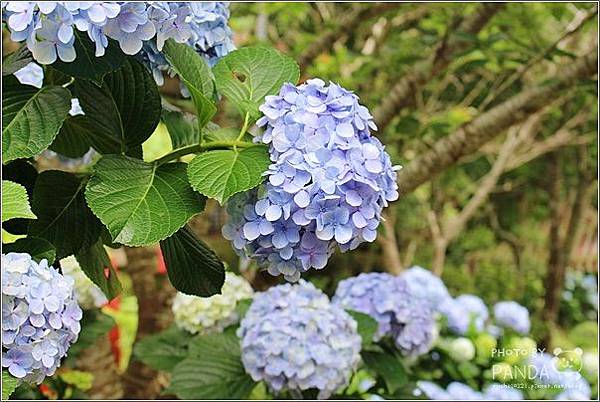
[298,3,403,70]
[372,3,504,131]
[379,210,404,274]
[395,50,598,195]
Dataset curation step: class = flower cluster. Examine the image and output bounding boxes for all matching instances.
[399,266,451,309]
[417,381,523,400]
[332,272,436,357]
[60,256,107,310]
[222,79,399,281]
[528,352,591,399]
[2,2,234,83]
[493,301,530,335]
[172,272,253,334]
[238,281,361,399]
[2,253,82,383]
[438,294,489,335]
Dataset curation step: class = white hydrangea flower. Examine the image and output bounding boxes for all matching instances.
[60,256,108,310]
[172,272,253,334]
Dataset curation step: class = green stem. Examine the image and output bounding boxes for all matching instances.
[154,140,260,165]
[236,112,251,143]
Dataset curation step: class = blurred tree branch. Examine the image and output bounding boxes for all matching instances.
[395,49,597,195]
[372,3,505,132]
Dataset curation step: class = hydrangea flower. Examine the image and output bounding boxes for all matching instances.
[446,337,475,362]
[238,280,361,399]
[223,80,399,281]
[172,272,253,334]
[493,301,530,334]
[417,381,523,400]
[2,2,234,81]
[332,273,435,357]
[60,256,107,310]
[1,253,82,383]
[399,266,451,309]
[13,62,44,88]
[439,294,488,335]
[529,352,591,398]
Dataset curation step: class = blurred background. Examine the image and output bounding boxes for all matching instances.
[9,2,597,399]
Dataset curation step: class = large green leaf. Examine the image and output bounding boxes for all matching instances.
[75,238,122,299]
[346,310,378,347]
[71,58,161,156]
[134,326,191,372]
[2,180,36,223]
[2,370,19,400]
[161,110,200,149]
[361,349,407,394]
[3,237,56,264]
[85,155,205,246]
[168,332,254,399]
[187,146,271,204]
[2,75,71,163]
[213,47,300,120]
[51,31,126,85]
[163,39,216,129]
[50,116,95,158]
[28,171,102,259]
[2,45,33,76]
[160,226,225,297]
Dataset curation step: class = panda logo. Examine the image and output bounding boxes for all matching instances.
[553,347,584,373]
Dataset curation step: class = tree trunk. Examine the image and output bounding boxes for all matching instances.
[75,336,124,399]
[379,210,404,274]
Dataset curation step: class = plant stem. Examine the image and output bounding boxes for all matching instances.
[154,140,260,165]
[236,112,251,143]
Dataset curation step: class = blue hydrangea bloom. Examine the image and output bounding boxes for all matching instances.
[332,273,435,357]
[13,62,44,88]
[238,281,361,399]
[483,383,524,400]
[528,352,591,399]
[439,294,488,335]
[1,253,82,384]
[2,2,234,80]
[399,266,451,309]
[417,381,523,400]
[493,301,530,334]
[222,80,399,281]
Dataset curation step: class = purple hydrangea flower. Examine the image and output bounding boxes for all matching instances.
[417,381,524,400]
[13,62,44,88]
[493,301,530,335]
[332,273,435,357]
[439,294,488,335]
[223,80,399,281]
[529,352,591,398]
[1,253,82,384]
[399,266,451,309]
[238,281,361,399]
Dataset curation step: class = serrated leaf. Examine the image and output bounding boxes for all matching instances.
[2,45,33,76]
[161,110,200,149]
[2,370,19,400]
[50,116,95,158]
[160,225,225,297]
[2,180,36,223]
[85,155,205,246]
[163,39,216,129]
[346,310,378,347]
[71,58,161,156]
[361,349,407,394]
[2,75,71,163]
[51,31,126,84]
[203,127,240,143]
[213,47,299,120]
[188,146,270,204]
[1,160,39,236]
[75,238,122,299]
[168,332,254,399]
[134,326,191,372]
[68,311,116,358]
[2,237,56,264]
[28,171,102,259]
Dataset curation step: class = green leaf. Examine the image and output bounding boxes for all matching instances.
[188,146,271,204]
[1,160,38,235]
[75,238,122,299]
[68,311,116,358]
[361,349,407,394]
[50,116,95,158]
[346,310,378,347]
[213,47,300,120]
[71,58,161,156]
[2,180,36,223]
[2,237,56,264]
[134,326,191,372]
[159,225,225,297]
[2,75,71,163]
[85,155,205,246]
[168,332,254,399]
[204,127,240,143]
[163,39,216,129]
[2,370,19,400]
[235,298,253,321]
[59,370,94,391]
[2,45,33,76]
[28,171,102,259]
[161,110,200,149]
[51,31,126,84]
